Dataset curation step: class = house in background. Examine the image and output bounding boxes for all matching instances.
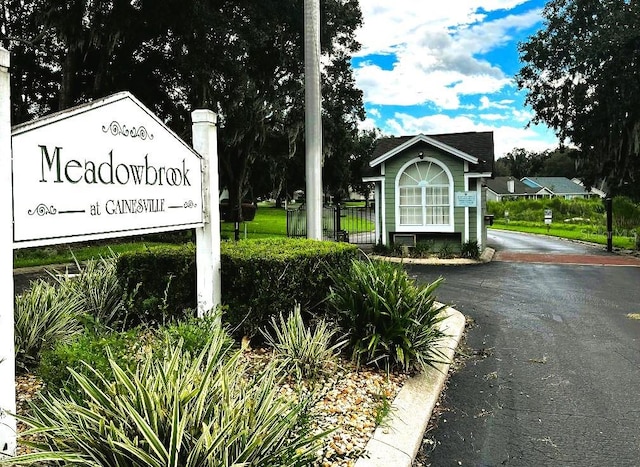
[363,132,494,251]
[485,176,551,202]
[521,176,590,199]
[571,178,607,198]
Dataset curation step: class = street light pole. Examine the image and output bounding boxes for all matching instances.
[304,0,323,240]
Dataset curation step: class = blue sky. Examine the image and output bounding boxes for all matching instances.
[352,0,558,158]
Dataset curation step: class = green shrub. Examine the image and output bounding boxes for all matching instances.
[372,241,391,255]
[13,334,324,467]
[612,196,640,230]
[437,243,455,259]
[116,244,196,327]
[38,327,151,396]
[460,241,480,259]
[327,258,447,372]
[487,197,608,224]
[161,314,234,356]
[413,240,435,257]
[115,239,356,337]
[14,280,84,371]
[39,314,232,396]
[222,238,357,338]
[261,305,345,381]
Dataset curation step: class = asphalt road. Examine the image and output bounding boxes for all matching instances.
[486,229,605,255]
[410,230,640,466]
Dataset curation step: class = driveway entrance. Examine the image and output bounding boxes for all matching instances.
[489,229,640,267]
[408,231,640,466]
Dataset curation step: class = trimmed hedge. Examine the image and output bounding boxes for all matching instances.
[116,239,357,336]
[221,238,357,337]
[116,244,197,326]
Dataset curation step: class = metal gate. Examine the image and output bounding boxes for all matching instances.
[286,204,376,245]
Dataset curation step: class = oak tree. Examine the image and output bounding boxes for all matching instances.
[516,0,640,198]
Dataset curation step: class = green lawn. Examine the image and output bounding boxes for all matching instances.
[221,203,288,239]
[223,203,374,239]
[14,241,171,269]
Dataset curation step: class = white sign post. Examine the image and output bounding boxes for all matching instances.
[0,47,17,458]
[192,110,221,319]
[1,56,222,455]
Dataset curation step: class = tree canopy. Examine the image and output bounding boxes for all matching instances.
[1,0,365,217]
[516,0,640,198]
[495,147,578,179]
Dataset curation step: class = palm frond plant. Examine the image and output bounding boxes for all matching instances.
[6,328,327,467]
[261,304,346,381]
[14,279,84,371]
[327,258,448,373]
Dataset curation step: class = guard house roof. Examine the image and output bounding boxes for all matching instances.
[365,132,494,178]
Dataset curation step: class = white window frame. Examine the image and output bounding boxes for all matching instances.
[394,157,455,233]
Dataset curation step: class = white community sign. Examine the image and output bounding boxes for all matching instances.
[12,93,204,245]
[0,47,221,457]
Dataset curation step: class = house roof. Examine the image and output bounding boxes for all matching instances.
[368,131,494,175]
[484,176,540,196]
[521,177,588,195]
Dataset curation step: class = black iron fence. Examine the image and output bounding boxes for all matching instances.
[286,204,376,244]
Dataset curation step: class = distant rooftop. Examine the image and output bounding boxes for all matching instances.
[521,177,588,195]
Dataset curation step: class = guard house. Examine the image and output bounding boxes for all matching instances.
[363,132,494,251]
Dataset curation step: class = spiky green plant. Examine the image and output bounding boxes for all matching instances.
[14,279,84,371]
[7,328,326,467]
[261,305,346,381]
[53,252,125,329]
[328,258,448,373]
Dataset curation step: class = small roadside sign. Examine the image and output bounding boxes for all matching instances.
[544,209,552,225]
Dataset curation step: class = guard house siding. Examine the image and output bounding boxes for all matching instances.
[365,131,494,251]
[383,145,466,245]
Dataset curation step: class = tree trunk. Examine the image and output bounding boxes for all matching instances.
[59,46,77,110]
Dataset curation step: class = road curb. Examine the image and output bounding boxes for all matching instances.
[480,247,495,263]
[370,246,495,266]
[355,306,466,467]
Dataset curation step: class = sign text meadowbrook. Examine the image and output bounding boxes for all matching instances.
[39,145,192,216]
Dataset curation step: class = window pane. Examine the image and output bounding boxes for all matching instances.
[398,161,450,226]
[400,207,422,225]
[400,187,421,206]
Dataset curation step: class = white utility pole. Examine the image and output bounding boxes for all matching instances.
[192,110,222,321]
[0,46,17,457]
[304,0,323,240]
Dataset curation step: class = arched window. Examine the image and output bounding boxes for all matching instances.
[397,159,452,228]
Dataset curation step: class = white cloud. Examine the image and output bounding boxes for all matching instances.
[355,0,533,56]
[352,1,556,156]
[511,108,534,122]
[479,96,514,110]
[353,2,542,110]
[479,113,509,121]
[368,108,382,118]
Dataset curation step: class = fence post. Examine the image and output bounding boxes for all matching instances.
[0,46,17,457]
